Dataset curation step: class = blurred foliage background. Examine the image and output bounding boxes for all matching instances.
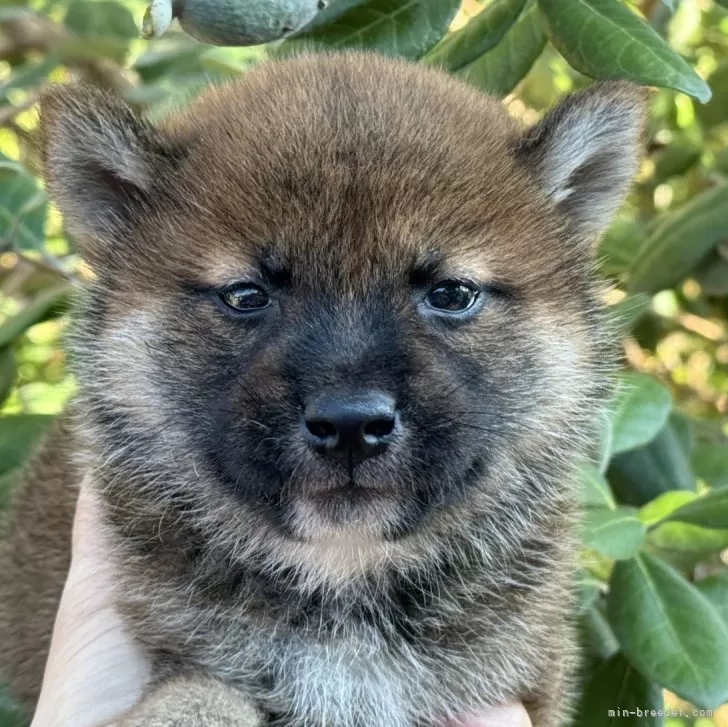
[0,0,727,725]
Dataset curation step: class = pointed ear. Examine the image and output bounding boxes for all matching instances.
[39,85,184,250]
[516,81,647,239]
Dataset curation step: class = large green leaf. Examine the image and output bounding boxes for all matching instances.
[608,417,695,507]
[656,487,728,530]
[279,0,460,58]
[692,441,728,488]
[582,508,646,560]
[459,2,545,97]
[423,0,526,72]
[0,286,70,350]
[608,372,672,456]
[538,0,710,102]
[607,553,728,708]
[0,154,47,252]
[695,573,728,626]
[0,414,54,476]
[573,652,662,727]
[629,184,728,294]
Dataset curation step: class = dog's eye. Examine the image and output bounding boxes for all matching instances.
[425,281,479,313]
[220,284,271,312]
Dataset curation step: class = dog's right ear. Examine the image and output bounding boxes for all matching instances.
[40,85,184,252]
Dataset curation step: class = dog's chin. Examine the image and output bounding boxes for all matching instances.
[286,485,405,542]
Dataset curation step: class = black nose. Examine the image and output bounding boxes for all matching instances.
[303,392,399,465]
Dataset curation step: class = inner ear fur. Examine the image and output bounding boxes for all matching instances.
[39,84,185,251]
[515,80,648,240]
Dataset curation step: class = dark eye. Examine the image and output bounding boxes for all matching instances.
[425,281,479,314]
[220,284,271,312]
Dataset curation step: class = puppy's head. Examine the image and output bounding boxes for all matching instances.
[41,53,644,558]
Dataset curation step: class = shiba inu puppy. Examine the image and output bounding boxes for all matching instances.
[0,51,644,726]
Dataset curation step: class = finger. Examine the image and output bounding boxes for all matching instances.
[30,484,151,727]
[448,703,533,727]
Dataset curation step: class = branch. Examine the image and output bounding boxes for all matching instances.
[0,12,137,95]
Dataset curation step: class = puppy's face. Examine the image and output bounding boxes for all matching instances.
[42,54,644,545]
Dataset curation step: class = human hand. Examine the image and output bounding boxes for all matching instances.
[31,487,531,727]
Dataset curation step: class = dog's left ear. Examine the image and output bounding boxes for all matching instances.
[516,81,647,239]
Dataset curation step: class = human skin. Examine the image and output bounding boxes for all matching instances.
[30,486,532,727]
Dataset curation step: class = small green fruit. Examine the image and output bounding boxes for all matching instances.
[141,0,326,46]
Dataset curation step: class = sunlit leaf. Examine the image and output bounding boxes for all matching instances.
[459,1,545,97]
[538,0,710,102]
[582,508,646,560]
[423,0,526,72]
[656,487,728,530]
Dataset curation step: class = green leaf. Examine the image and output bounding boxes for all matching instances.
[648,523,728,569]
[656,487,728,530]
[609,372,672,456]
[608,417,696,507]
[692,441,728,488]
[582,508,646,560]
[0,153,47,252]
[580,462,616,509]
[0,348,15,406]
[64,0,138,39]
[0,684,25,727]
[279,0,460,59]
[607,553,728,708]
[599,218,648,277]
[653,139,702,182]
[629,184,728,294]
[576,570,603,614]
[459,1,546,97]
[579,606,619,661]
[0,286,70,350]
[423,0,526,72]
[638,490,696,526]
[573,652,663,727]
[0,414,53,476]
[63,0,138,63]
[538,0,711,102]
[695,573,728,627]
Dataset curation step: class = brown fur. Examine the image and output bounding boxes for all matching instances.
[0,52,645,726]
